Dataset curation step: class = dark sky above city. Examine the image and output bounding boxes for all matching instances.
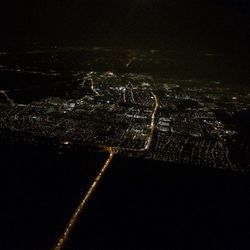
[1,0,250,49]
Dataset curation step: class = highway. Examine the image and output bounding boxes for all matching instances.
[113,91,159,152]
[54,147,115,250]
[0,89,14,106]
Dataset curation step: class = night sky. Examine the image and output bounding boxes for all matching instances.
[1,0,250,49]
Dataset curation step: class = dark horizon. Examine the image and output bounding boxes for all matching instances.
[1,0,250,51]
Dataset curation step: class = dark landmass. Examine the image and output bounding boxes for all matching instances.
[0,47,250,170]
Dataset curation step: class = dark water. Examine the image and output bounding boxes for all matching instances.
[0,144,107,250]
[65,157,250,250]
[1,144,250,250]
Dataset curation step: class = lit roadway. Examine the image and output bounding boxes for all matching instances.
[0,90,14,106]
[54,147,115,250]
[54,92,159,250]
[113,91,159,152]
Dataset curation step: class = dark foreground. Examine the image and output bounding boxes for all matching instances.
[0,144,250,250]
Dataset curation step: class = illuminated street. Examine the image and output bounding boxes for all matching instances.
[54,147,115,250]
